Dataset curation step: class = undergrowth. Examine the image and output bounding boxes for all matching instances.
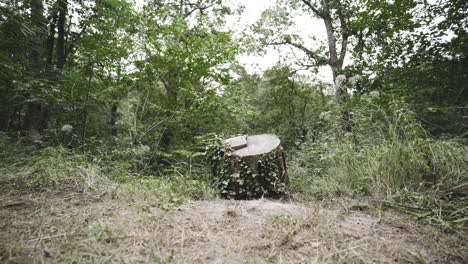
[0,132,217,207]
[0,94,466,237]
[289,95,468,237]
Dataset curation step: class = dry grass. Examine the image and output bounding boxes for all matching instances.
[1,188,466,264]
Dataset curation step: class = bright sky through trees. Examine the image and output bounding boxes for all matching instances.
[134,0,333,81]
[233,0,333,81]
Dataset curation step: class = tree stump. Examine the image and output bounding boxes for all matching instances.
[209,134,289,200]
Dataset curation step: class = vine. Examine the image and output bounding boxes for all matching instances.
[204,134,289,199]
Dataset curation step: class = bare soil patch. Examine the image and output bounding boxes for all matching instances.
[1,190,466,263]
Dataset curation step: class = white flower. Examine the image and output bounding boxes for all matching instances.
[348,76,359,87]
[354,75,363,82]
[319,111,331,121]
[140,145,150,153]
[335,75,347,88]
[61,124,73,133]
[370,91,380,98]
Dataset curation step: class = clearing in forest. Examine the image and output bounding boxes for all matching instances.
[1,189,466,264]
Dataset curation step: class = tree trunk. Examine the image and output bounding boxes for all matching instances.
[56,0,67,69]
[321,0,351,132]
[159,77,178,150]
[109,103,118,136]
[210,134,289,200]
[23,103,43,131]
[81,66,93,144]
[322,0,339,83]
[292,0,350,132]
[45,10,58,68]
[23,0,46,132]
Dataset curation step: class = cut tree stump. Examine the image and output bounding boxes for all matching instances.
[209,134,289,200]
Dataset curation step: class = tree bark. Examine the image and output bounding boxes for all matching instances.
[291,0,349,100]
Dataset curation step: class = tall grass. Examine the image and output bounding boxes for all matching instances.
[289,96,467,234]
[0,132,217,205]
[323,137,467,197]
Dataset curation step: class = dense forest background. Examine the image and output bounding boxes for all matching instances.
[0,0,467,237]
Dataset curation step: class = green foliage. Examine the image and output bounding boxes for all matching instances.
[351,0,468,136]
[227,65,329,149]
[0,1,34,130]
[254,66,328,147]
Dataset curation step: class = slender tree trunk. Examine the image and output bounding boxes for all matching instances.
[23,104,43,131]
[179,0,184,17]
[7,106,22,131]
[56,0,67,69]
[160,78,178,150]
[29,0,44,75]
[110,103,118,136]
[0,101,10,131]
[322,0,339,82]
[321,0,350,132]
[82,65,93,144]
[45,10,57,68]
[23,0,45,132]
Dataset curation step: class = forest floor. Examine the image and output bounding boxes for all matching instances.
[1,188,466,264]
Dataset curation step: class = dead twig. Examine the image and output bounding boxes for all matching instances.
[29,233,66,242]
[1,201,26,208]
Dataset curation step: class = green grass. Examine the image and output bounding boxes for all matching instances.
[0,134,218,208]
[289,135,468,237]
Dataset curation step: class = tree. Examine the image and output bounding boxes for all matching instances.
[254,66,327,147]
[2,0,81,132]
[136,0,240,149]
[351,0,468,136]
[252,0,419,131]
[22,0,47,131]
[0,1,33,131]
[254,0,355,100]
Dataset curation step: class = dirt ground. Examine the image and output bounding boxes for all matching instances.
[1,189,466,264]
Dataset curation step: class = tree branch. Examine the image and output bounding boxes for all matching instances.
[184,3,215,18]
[172,0,216,18]
[270,40,329,66]
[338,35,348,68]
[300,0,323,18]
[288,46,317,72]
[335,3,350,69]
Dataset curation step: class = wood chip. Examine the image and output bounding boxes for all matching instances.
[225,135,247,150]
[231,134,280,157]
